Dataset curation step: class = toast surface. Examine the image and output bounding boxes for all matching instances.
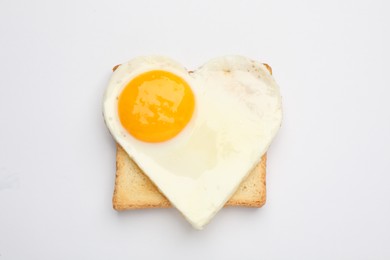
[112,62,271,210]
[113,145,266,209]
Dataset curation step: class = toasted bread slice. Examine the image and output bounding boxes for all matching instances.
[112,63,272,209]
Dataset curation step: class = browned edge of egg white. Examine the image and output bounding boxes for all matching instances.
[112,63,272,73]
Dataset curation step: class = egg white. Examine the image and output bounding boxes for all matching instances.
[103,56,282,229]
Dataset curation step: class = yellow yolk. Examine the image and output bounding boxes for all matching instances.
[118,70,195,142]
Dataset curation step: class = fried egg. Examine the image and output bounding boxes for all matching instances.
[103,56,282,229]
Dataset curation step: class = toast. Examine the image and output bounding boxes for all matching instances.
[112,63,272,210]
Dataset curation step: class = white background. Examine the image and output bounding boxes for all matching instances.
[0,0,389,259]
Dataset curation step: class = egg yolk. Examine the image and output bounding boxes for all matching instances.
[118,70,195,142]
